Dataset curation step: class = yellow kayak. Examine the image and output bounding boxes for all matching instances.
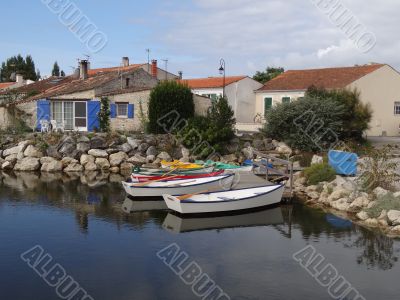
[161,160,203,169]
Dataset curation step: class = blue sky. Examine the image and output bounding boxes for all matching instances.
[1,0,399,78]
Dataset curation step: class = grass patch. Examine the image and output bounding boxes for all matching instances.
[303,163,336,186]
[364,193,400,218]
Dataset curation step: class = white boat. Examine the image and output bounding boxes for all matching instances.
[122,174,235,198]
[162,207,284,233]
[162,184,284,214]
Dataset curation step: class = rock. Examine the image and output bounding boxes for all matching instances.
[80,154,95,166]
[146,146,158,156]
[181,147,190,159]
[3,145,26,157]
[41,159,63,172]
[14,157,40,171]
[5,154,18,163]
[331,198,350,211]
[308,192,320,200]
[24,145,43,158]
[390,225,400,233]
[119,143,132,153]
[394,191,400,198]
[64,162,84,173]
[138,143,149,153]
[109,152,128,167]
[328,189,351,202]
[348,196,370,212]
[367,201,377,209]
[387,210,400,226]
[110,167,120,173]
[61,157,78,167]
[222,154,238,163]
[146,155,156,164]
[46,146,62,160]
[88,149,108,158]
[1,161,13,170]
[241,147,254,160]
[127,137,141,150]
[77,142,90,153]
[357,211,370,221]
[276,143,292,154]
[364,218,379,227]
[127,154,146,165]
[264,140,275,151]
[120,162,134,173]
[17,150,25,160]
[58,142,76,157]
[95,158,110,170]
[77,136,90,143]
[253,139,264,150]
[90,136,107,149]
[373,187,389,198]
[157,152,172,162]
[378,210,388,221]
[306,185,318,193]
[0,157,4,167]
[311,155,323,165]
[84,161,98,172]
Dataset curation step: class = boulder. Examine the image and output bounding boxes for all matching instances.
[146,146,158,157]
[311,155,323,165]
[328,188,351,202]
[276,143,292,154]
[222,154,238,163]
[90,136,107,149]
[77,135,90,143]
[181,147,190,159]
[14,157,41,171]
[373,187,389,198]
[3,144,26,157]
[127,154,146,165]
[5,154,18,163]
[364,218,379,227]
[378,210,388,221]
[348,196,370,212]
[307,192,320,200]
[109,152,128,167]
[157,152,172,162]
[387,210,400,226]
[394,191,400,198]
[77,142,90,153]
[127,137,141,150]
[88,149,108,158]
[138,143,149,153]
[24,145,43,158]
[84,161,98,172]
[241,147,254,160]
[41,159,63,172]
[61,157,78,167]
[80,154,95,166]
[58,142,76,157]
[64,162,84,173]
[0,157,4,167]
[95,158,111,170]
[356,211,370,221]
[46,146,62,160]
[110,167,120,174]
[146,155,156,164]
[331,198,350,211]
[40,156,56,164]
[253,139,264,150]
[119,143,132,153]
[331,176,347,187]
[120,162,134,173]
[2,161,13,170]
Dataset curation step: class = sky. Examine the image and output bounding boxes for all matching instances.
[1,0,399,78]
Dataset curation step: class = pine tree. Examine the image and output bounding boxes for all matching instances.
[0,54,38,82]
[52,62,60,77]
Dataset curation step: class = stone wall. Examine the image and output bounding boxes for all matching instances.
[193,95,211,117]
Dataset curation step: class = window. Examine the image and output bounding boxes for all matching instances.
[125,78,130,88]
[395,102,400,115]
[282,97,291,104]
[202,94,218,102]
[264,97,273,116]
[117,103,128,117]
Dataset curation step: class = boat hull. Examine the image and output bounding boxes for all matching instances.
[122,174,235,198]
[163,185,284,214]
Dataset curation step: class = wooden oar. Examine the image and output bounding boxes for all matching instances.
[178,187,221,201]
[161,166,179,177]
[132,176,178,187]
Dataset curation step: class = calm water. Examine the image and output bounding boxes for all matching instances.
[1,172,399,300]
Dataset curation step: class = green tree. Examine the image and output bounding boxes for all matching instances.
[52,61,60,77]
[60,70,65,77]
[0,54,38,82]
[306,86,372,141]
[148,81,194,134]
[253,67,284,84]
[98,97,111,132]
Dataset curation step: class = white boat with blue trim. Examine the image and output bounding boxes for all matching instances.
[162,184,284,214]
[122,174,235,198]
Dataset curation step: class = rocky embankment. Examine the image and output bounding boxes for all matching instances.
[293,172,400,237]
[0,132,292,174]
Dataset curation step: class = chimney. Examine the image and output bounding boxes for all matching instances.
[80,60,89,80]
[16,74,24,84]
[151,60,158,78]
[122,57,129,67]
[178,71,183,80]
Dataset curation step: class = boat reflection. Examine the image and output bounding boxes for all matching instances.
[122,197,167,213]
[162,207,285,234]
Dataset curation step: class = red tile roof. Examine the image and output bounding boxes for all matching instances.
[87,64,144,76]
[178,76,248,89]
[0,82,16,90]
[258,64,385,92]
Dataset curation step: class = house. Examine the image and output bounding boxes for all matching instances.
[0,74,35,91]
[255,64,400,137]
[178,76,263,126]
[5,57,209,132]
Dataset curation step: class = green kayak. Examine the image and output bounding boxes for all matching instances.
[195,160,242,170]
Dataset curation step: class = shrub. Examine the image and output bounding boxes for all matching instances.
[263,95,345,152]
[303,163,336,186]
[99,97,111,133]
[358,145,400,192]
[365,193,400,218]
[148,81,194,134]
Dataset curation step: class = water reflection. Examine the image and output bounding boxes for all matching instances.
[0,171,399,272]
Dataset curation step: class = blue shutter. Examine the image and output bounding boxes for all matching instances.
[37,100,50,131]
[110,104,117,118]
[88,100,101,132]
[128,104,134,118]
